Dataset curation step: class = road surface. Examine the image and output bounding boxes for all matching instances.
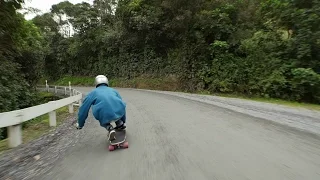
[41,87,320,180]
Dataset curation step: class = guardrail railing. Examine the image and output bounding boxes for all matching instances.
[0,81,83,148]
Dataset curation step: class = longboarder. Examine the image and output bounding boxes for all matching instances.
[75,75,127,141]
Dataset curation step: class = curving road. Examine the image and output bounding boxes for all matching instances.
[41,87,320,180]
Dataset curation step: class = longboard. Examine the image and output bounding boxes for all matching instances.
[108,129,128,151]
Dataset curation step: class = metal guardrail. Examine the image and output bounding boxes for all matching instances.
[0,81,83,148]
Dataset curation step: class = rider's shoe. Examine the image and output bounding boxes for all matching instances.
[115,123,126,130]
[108,130,116,141]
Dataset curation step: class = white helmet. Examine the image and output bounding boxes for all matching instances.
[95,75,109,87]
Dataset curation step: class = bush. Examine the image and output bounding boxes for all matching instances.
[290,68,320,103]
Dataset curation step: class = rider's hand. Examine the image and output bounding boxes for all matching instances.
[75,123,82,130]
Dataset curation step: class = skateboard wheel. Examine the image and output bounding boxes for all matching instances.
[123,142,129,148]
[108,145,115,151]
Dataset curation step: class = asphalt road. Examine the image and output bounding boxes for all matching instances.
[42,87,320,180]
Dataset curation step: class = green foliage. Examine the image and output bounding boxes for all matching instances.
[0,0,46,113]
[14,17,46,87]
[54,76,179,91]
[28,0,320,104]
[54,76,94,86]
[290,68,320,103]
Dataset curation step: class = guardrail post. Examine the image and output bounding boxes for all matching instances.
[64,87,67,95]
[69,81,72,97]
[8,124,22,148]
[78,100,82,106]
[54,86,57,94]
[69,104,74,113]
[78,95,82,106]
[46,80,49,92]
[49,111,57,126]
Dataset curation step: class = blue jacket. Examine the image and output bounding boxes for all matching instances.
[77,85,126,128]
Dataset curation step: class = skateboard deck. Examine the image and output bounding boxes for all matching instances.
[108,130,128,151]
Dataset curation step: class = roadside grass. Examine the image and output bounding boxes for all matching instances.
[53,76,94,86]
[51,76,180,91]
[110,77,180,91]
[0,139,8,153]
[50,76,320,111]
[36,91,61,103]
[197,90,320,111]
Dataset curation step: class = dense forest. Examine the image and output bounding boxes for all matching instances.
[0,0,46,113]
[1,0,320,115]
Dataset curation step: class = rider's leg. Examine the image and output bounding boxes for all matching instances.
[104,123,113,131]
[120,111,126,124]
